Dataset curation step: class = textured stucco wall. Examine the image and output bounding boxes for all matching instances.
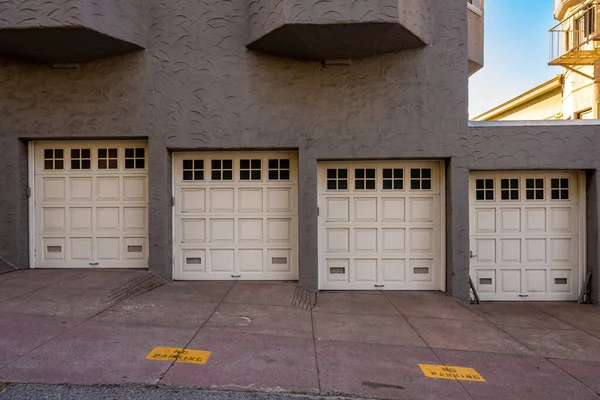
[0,0,146,46]
[0,0,469,297]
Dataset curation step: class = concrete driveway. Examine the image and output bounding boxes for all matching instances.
[1,269,600,400]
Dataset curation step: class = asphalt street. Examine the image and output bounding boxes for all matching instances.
[0,384,356,400]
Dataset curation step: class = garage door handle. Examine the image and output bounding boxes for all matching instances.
[469,251,477,259]
[231,274,241,278]
[374,284,384,288]
[90,262,99,266]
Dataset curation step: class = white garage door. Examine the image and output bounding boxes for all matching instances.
[32,141,148,268]
[318,161,445,291]
[173,152,298,280]
[470,171,584,301]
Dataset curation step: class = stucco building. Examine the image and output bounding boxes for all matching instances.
[1,0,599,304]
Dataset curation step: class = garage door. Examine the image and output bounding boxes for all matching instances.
[318,161,444,290]
[470,171,584,301]
[32,141,148,268]
[173,151,298,280]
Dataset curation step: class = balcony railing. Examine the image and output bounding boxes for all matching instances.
[549,0,600,65]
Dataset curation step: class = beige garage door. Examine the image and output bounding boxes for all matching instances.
[32,141,148,268]
[470,171,584,301]
[318,161,445,290]
[173,151,298,280]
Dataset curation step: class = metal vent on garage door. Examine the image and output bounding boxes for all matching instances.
[47,246,62,253]
[127,245,143,253]
[272,257,288,264]
[186,257,202,264]
[414,267,430,275]
[329,267,346,274]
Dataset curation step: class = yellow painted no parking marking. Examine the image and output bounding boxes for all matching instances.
[419,364,485,382]
[146,347,211,364]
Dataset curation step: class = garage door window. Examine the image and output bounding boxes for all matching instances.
[211,159,233,180]
[70,149,91,170]
[182,160,204,181]
[268,159,290,180]
[500,178,519,200]
[240,159,262,180]
[410,168,432,190]
[526,179,544,200]
[551,178,569,200]
[327,168,348,190]
[354,168,376,190]
[98,148,118,169]
[125,148,145,169]
[475,179,494,200]
[383,168,403,190]
[44,149,64,170]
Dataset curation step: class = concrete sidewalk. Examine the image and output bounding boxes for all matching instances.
[1,270,600,400]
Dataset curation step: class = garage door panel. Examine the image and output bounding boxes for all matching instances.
[382,259,406,282]
[210,188,235,212]
[500,208,520,232]
[210,249,235,273]
[524,208,546,232]
[239,249,263,272]
[267,219,292,243]
[319,161,444,291]
[181,250,206,272]
[267,188,292,213]
[123,177,147,201]
[382,228,405,252]
[173,151,298,280]
[96,177,120,201]
[474,208,496,232]
[353,259,377,282]
[410,259,434,283]
[239,219,263,243]
[470,171,582,301]
[180,188,206,213]
[238,188,263,212]
[409,197,435,222]
[326,198,350,221]
[33,141,149,269]
[70,177,93,201]
[381,197,405,222]
[354,198,377,222]
[42,177,67,201]
[69,207,93,230]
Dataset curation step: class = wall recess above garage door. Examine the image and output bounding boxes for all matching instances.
[172,151,298,280]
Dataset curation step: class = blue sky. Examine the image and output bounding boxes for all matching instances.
[469,0,561,118]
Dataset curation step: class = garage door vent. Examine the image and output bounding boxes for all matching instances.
[414,267,429,275]
[329,267,346,274]
[127,245,143,253]
[479,278,493,285]
[47,246,62,253]
[555,278,568,285]
[272,257,288,264]
[186,257,202,264]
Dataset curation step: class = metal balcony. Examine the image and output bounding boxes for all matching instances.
[549,0,600,66]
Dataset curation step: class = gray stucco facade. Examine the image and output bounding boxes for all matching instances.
[0,0,598,304]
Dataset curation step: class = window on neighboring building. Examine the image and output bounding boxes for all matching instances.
[576,108,593,119]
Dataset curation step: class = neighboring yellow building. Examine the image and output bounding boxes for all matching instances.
[474,0,599,121]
